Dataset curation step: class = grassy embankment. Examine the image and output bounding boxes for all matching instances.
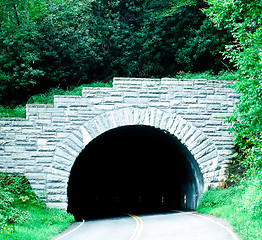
[197,171,262,240]
[0,173,74,240]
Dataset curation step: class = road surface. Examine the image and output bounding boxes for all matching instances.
[53,211,239,240]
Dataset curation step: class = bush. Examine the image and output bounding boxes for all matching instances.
[0,105,26,118]
[0,0,232,106]
[0,173,74,239]
[205,0,262,174]
[0,174,40,225]
[0,189,31,225]
[88,0,232,78]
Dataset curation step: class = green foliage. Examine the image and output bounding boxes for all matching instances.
[0,173,43,225]
[0,0,49,104]
[0,189,31,226]
[0,0,94,105]
[0,105,26,118]
[0,0,231,106]
[174,70,239,80]
[204,0,262,173]
[0,173,74,239]
[197,171,262,240]
[197,187,235,208]
[88,0,231,78]
[199,3,262,237]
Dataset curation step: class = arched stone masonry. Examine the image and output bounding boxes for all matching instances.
[0,77,240,209]
[49,107,220,209]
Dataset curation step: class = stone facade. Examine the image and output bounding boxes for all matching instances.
[0,78,239,209]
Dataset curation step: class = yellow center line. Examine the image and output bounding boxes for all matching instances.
[125,213,144,240]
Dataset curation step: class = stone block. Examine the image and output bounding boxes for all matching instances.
[47,189,67,196]
[47,174,67,183]
[47,194,67,203]
[52,168,70,178]
[12,152,29,160]
[46,202,67,209]
[103,96,124,103]
[25,173,46,180]
[197,150,217,165]
[47,182,67,189]
[191,139,212,156]
[25,166,44,173]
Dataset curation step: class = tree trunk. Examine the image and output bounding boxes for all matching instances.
[12,3,20,25]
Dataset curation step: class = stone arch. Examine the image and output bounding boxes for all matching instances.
[49,107,219,209]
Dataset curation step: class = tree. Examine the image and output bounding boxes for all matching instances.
[0,0,46,104]
[205,0,262,172]
[0,0,94,104]
[0,0,231,105]
[87,0,231,78]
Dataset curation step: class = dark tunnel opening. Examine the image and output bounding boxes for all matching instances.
[67,125,204,220]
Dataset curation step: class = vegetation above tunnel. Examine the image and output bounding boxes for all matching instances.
[0,0,232,107]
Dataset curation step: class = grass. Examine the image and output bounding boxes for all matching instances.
[197,170,262,240]
[0,173,74,240]
[174,70,239,80]
[1,207,74,240]
[0,105,26,119]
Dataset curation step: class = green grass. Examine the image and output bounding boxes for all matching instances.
[1,207,74,240]
[197,171,262,240]
[0,173,74,240]
[0,105,26,119]
[174,70,239,81]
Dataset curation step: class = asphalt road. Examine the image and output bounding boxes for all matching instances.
[53,211,239,240]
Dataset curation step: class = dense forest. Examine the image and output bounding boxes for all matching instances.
[0,0,232,106]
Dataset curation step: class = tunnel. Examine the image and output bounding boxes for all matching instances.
[67,125,204,220]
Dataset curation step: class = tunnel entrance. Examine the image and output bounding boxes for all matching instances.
[67,125,203,220]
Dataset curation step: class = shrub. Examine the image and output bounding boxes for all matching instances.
[0,173,74,239]
[205,0,262,175]
[0,0,231,106]
[0,174,41,225]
